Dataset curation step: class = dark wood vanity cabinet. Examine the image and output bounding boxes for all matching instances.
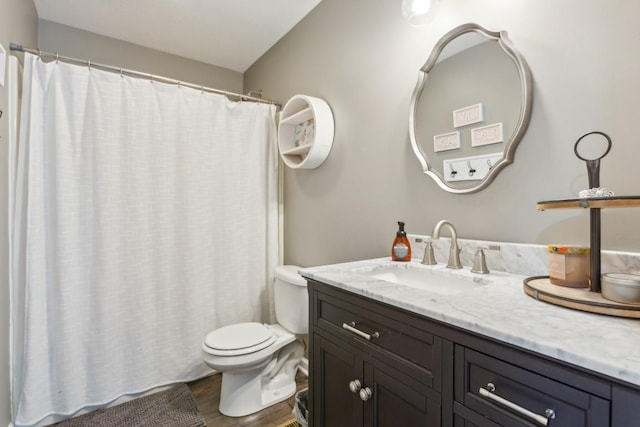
[307,279,640,427]
[309,280,446,426]
[313,333,441,426]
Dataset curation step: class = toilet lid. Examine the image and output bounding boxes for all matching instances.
[204,322,275,356]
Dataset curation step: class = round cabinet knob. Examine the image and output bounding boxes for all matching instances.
[359,387,373,401]
[348,379,362,393]
[545,409,556,420]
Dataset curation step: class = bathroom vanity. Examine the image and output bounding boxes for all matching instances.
[302,259,640,427]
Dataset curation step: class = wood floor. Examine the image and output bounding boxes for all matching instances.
[188,372,308,427]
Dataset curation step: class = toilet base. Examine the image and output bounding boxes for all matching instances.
[218,339,305,417]
[219,371,297,417]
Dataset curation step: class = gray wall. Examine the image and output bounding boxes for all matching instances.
[245,0,640,267]
[0,2,38,424]
[39,20,243,94]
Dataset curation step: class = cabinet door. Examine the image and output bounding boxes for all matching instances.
[312,333,363,427]
[612,385,640,427]
[364,358,441,427]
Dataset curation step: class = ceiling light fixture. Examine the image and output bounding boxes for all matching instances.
[401,0,439,27]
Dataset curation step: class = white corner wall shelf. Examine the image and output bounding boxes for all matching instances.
[278,94,334,169]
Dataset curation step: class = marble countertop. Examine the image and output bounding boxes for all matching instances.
[301,257,640,388]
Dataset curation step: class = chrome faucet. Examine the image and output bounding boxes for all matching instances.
[432,220,462,269]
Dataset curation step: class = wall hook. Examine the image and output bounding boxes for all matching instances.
[468,161,477,177]
[449,163,458,178]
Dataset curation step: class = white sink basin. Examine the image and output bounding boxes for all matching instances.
[359,264,490,295]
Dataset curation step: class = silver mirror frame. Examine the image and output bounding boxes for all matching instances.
[409,23,533,194]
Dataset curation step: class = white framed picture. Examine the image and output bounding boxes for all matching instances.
[471,122,504,147]
[453,103,483,128]
[433,131,461,152]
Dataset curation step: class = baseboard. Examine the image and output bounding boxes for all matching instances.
[299,357,309,377]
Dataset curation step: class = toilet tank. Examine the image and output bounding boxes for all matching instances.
[274,265,308,334]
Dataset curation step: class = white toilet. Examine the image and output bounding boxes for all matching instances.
[201,265,308,417]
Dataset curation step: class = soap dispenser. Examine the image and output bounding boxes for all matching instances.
[391,221,411,262]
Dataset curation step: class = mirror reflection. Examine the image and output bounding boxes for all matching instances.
[409,23,532,194]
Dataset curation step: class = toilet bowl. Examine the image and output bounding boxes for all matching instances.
[201,265,308,417]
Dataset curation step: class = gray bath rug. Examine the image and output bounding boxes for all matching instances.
[52,384,206,427]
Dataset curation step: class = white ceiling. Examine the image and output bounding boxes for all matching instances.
[33,0,322,73]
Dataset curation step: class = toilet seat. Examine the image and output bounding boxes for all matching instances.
[204,322,275,356]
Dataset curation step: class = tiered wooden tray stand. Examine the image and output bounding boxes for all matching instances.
[524,196,640,318]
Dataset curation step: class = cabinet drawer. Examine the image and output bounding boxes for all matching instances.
[313,285,441,390]
[456,347,610,426]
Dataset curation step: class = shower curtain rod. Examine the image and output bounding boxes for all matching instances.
[9,42,281,108]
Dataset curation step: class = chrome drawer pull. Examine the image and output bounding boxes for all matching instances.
[342,321,380,341]
[479,383,556,426]
[348,379,362,393]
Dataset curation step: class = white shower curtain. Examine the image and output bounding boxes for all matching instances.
[9,53,279,426]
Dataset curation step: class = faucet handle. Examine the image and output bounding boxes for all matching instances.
[471,245,500,274]
[416,237,437,265]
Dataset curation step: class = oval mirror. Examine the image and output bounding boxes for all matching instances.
[409,23,533,194]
